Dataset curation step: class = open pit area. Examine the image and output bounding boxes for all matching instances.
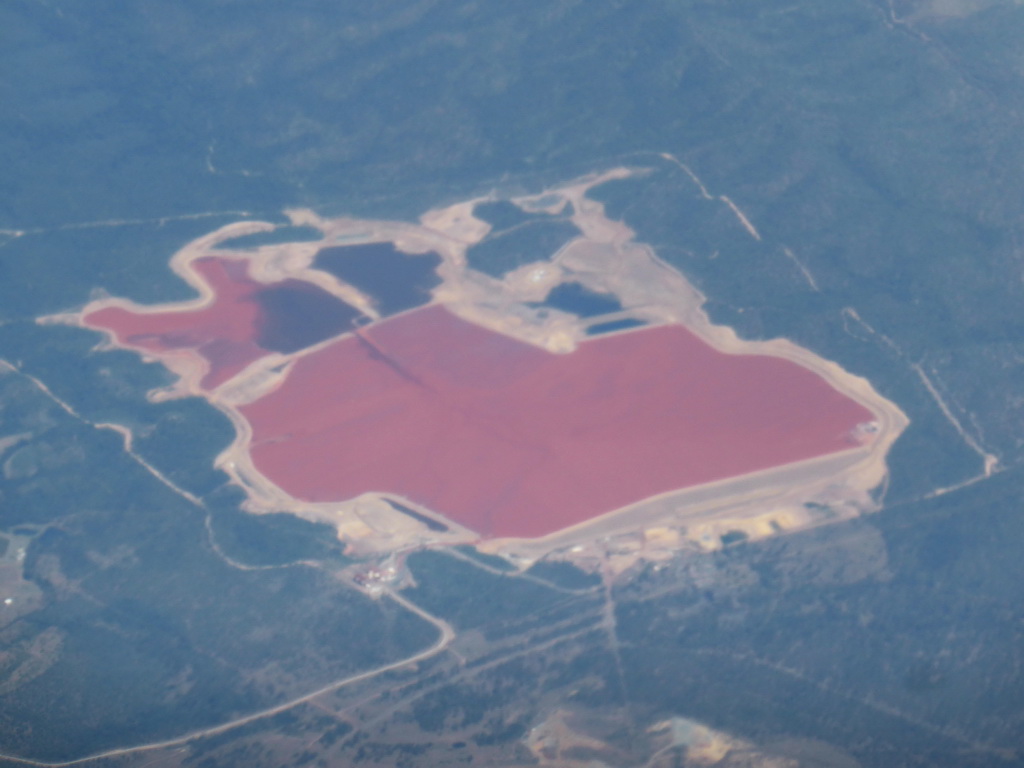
[75,168,907,562]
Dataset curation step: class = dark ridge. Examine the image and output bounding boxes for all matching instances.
[383,499,449,532]
[585,318,648,336]
[217,226,323,249]
[353,330,433,392]
[253,280,362,353]
[466,219,580,278]
[314,243,442,316]
[533,282,622,318]
[472,201,536,231]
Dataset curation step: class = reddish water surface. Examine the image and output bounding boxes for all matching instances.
[242,305,873,538]
[84,258,362,389]
[84,258,269,388]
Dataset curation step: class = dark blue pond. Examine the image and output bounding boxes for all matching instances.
[253,280,363,353]
[534,282,622,318]
[585,318,648,336]
[314,243,442,316]
[466,219,579,278]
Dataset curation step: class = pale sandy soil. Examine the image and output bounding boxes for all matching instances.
[524,707,802,768]
[60,167,908,566]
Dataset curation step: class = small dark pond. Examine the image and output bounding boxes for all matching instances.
[533,282,622,318]
[585,318,648,336]
[315,243,442,317]
[253,280,362,353]
[466,219,579,278]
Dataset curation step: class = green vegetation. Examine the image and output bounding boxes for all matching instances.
[524,559,601,590]
[472,201,537,231]
[218,225,323,249]
[0,221,254,322]
[0,377,436,761]
[453,545,516,572]
[613,468,1024,764]
[403,551,574,639]
[0,322,235,497]
[207,487,351,568]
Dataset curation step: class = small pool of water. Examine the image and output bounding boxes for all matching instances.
[315,243,442,316]
[466,220,579,278]
[585,318,648,336]
[534,282,622,318]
